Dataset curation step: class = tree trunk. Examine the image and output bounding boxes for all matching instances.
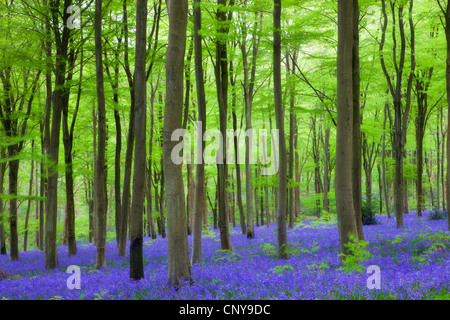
[45,0,74,270]
[118,0,136,257]
[146,90,157,240]
[378,164,383,214]
[164,0,192,286]
[129,0,147,280]
[114,105,122,244]
[437,119,441,210]
[0,148,6,255]
[443,0,450,230]
[255,168,259,227]
[232,110,246,234]
[288,73,295,229]
[380,0,415,228]
[24,157,35,252]
[322,128,330,213]
[215,0,233,250]
[242,30,255,239]
[61,41,82,256]
[186,165,194,235]
[441,105,446,211]
[94,0,107,269]
[381,103,391,218]
[230,171,236,228]
[416,134,424,216]
[294,116,300,218]
[336,0,359,257]
[274,0,288,259]
[8,157,19,260]
[352,0,364,241]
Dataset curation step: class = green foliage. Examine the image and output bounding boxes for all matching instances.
[302,215,337,229]
[300,241,321,256]
[427,210,447,221]
[307,260,330,274]
[213,250,241,263]
[429,288,450,300]
[203,229,219,241]
[153,211,161,220]
[319,210,335,222]
[338,234,373,274]
[361,201,379,226]
[270,264,293,276]
[259,242,276,258]
[408,232,450,266]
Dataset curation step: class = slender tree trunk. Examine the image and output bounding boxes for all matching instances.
[382,103,391,218]
[129,0,147,280]
[146,90,157,240]
[274,0,288,259]
[425,154,435,209]
[113,103,122,244]
[215,0,233,250]
[417,133,424,216]
[0,148,6,255]
[91,107,97,245]
[242,23,255,239]
[255,167,259,227]
[118,0,136,257]
[231,175,236,228]
[38,159,45,251]
[33,163,40,249]
[288,57,295,229]
[232,110,246,234]
[186,165,194,235]
[352,0,364,241]
[24,155,35,252]
[62,42,83,256]
[322,128,330,213]
[404,177,410,214]
[380,0,415,228]
[45,0,74,270]
[378,164,383,214]
[94,0,107,269]
[441,105,446,211]
[262,119,271,228]
[184,38,194,237]
[437,119,441,209]
[160,158,166,239]
[294,117,300,218]
[8,157,19,260]
[192,0,208,258]
[270,117,278,225]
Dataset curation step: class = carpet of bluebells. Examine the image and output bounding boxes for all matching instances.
[1,210,450,300]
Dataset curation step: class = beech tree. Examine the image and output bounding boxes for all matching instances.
[192,0,207,265]
[94,0,107,269]
[437,0,450,230]
[164,0,192,286]
[274,0,288,260]
[336,0,359,256]
[129,0,147,281]
[379,0,416,228]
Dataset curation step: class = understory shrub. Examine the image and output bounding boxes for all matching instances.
[427,210,447,221]
[361,202,379,225]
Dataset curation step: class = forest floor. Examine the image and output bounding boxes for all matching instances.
[0,210,449,300]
